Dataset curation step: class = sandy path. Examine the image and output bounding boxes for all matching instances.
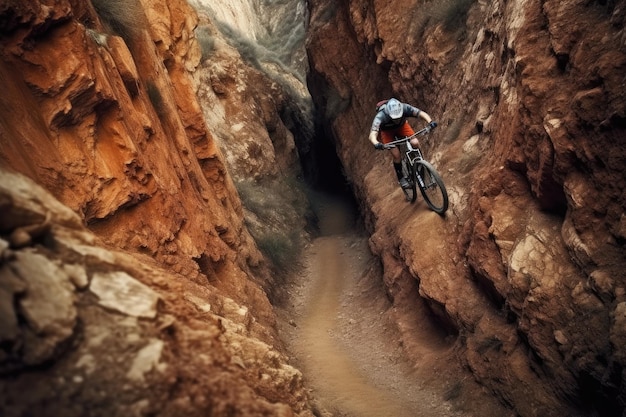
[277,194,476,417]
[297,235,416,417]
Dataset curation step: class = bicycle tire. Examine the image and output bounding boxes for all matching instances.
[401,158,417,203]
[414,160,448,214]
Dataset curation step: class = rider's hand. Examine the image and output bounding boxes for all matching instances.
[428,121,438,130]
[374,142,385,150]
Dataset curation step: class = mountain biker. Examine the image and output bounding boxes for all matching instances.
[369,98,437,189]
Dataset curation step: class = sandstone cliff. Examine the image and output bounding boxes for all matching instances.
[306,0,626,415]
[3,0,626,415]
[0,0,315,415]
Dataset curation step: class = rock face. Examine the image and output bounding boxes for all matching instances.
[2,0,625,415]
[306,0,626,415]
[0,169,313,416]
[0,0,315,415]
[0,0,259,292]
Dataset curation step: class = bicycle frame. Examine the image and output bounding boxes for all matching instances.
[405,138,424,168]
[383,127,429,166]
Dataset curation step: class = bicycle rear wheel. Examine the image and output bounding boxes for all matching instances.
[414,161,448,214]
[401,158,417,203]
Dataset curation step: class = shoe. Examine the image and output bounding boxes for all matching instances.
[399,177,410,189]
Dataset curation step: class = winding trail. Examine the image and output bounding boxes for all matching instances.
[298,235,418,417]
[278,193,475,417]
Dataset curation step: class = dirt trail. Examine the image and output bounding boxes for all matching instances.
[277,193,493,417]
[297,235,415,417]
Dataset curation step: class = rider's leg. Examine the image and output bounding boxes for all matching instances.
[397,121,420,148]
[393,163,403,181]
[390,147,410,188]
[390,147,402,180]
[382,130,406,184]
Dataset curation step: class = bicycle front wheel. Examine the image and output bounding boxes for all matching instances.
[414,160,448,214]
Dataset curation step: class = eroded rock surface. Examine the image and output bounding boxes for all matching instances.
[306,0,626,415]
[0,169,315,416]
[0,0,314,415]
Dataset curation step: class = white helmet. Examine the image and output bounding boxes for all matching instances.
[386,98,403,121]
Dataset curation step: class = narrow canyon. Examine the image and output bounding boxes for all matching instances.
[0,0,625,416]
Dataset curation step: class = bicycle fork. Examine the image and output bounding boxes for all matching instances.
[415,170,425,189]
[405,148,425,188]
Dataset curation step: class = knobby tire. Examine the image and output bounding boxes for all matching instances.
[414,160,448,214]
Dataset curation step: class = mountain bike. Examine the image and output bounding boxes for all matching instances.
[384,127,449,214]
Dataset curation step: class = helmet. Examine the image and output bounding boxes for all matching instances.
[386,98,403,121]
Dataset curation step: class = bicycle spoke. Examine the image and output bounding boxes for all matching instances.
[416,161,448,214]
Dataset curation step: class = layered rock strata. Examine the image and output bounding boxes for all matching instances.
[306,0,626,415]
[0,0,315,415]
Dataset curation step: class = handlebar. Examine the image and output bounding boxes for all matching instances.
[382,126,430,149]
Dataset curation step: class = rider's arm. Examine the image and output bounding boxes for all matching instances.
[405,104,433,125]
[418,110,433,124]
[369,114,383,145]
[369,130,380,145]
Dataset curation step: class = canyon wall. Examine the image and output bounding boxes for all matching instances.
[306,0,626,415]
[2,0,625,415]
[0,0,315,415]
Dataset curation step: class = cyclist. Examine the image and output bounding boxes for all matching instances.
[369,98,437,188]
